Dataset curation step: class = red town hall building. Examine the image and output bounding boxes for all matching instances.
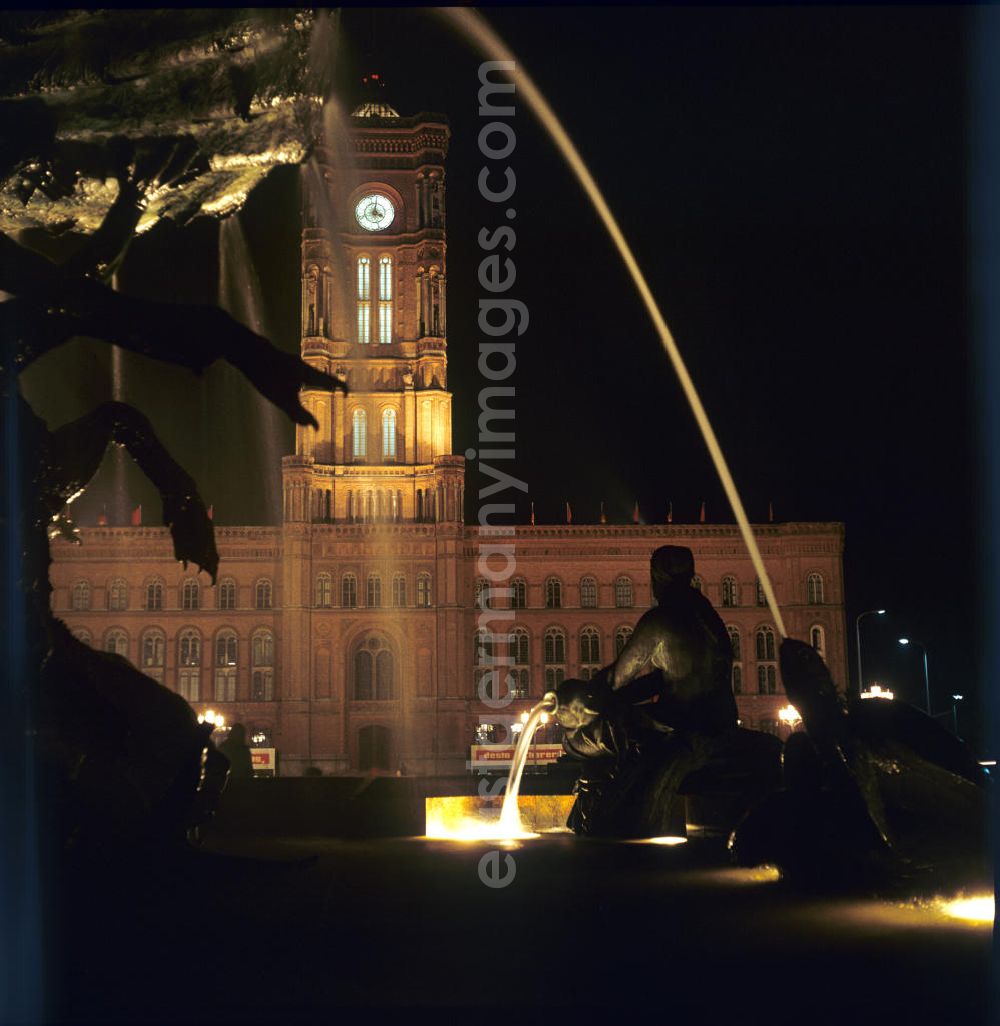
[50,98,849,776]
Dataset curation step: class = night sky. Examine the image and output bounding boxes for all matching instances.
[20,8,983,747]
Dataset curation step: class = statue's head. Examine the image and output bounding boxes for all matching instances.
[650,545,695,601]
[228,722,247,745]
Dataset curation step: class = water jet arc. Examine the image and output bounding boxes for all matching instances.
[436,7,787,638]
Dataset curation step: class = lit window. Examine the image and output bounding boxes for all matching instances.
[474,578,491,610]
[810,624,826,658]
[382,407,397,459]
[315,573,333,608]
[545,667,565,691]
[104,628,129,659]
[252,629,275,701]
[756,579,766,606]
[544,628,566,664]
[357,257,370,344]
[182,579,199,610]
[545,577,562,609]
[71,581,90,611]
[807,573,825,605]
[580,627,601,665]
[755,626,776,661]
[342,573,358,609]
[732,664,743,695]
[614,576,633,608]
[378,256,393,344]
[255,579,272,610]
[721,576,738,608]
[511,668,529,699]
[214,630,238,702]
[417,573,432,608]
[615,626,633,656]
[367,574,382,608]
[511,577,527,609]
[178,629,201,702]
[218,579,237,610]
[511,627,530,665]
[580,577,597,608]
[141,630,165,684]
[107,578,128,611]
[352,408,367,460]
[392,573,406,608]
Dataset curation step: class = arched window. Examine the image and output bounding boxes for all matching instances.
[367,574,382,608]
[353,635,395,701]
[315,572,333,608]
[755,626,776,662]
[416,573,432,608]
[475,627,496,663]
[358,724,391,771]
[357,256,371,344]
[544,627,566,665]
[352,408,367,460]
[182,579,199,610]
[178,628,201,702]
[255,579,272,610]
[141,630,165,683]
[757,665,777,695]
[107,578,128,611]
[810,624,826,658]
[545,667,565,691]
[252,629,275,701]
[511,577,527,609]
[214,629,238,702]
[511,627,530,666]
[545,577,562,609]
[71,628,92,645]
[218,579,237,610]
[71,581,90,611]
[392,573,406,608]
[381,407,397,459]
[614,576,633,608]
[474,578,491,610]
[732,664,743,695]
[104,628,129,659]
[510,669,530,700]
[580,627,601,665]
[721,575,739,608]
[580,577,597,608]
[756,579,767,606]
[691,575,703,594]
[807,573,825,605]
[727,626,741,660]
[342,573,358,609]
[378,255,393,345]
[615,626,633,656]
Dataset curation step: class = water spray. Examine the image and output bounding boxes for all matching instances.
[436,7,787,638]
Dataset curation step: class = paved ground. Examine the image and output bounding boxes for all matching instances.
[50,831,992,1024]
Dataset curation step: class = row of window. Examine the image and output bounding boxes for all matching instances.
[474,624,633,668]
[351,406,397,460]
[318,572,433,609]
[70,578,274,613]
[717,573,825,607]
[476,576,635,610]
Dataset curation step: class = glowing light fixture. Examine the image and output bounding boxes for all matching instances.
[939,895,994,924]
[643,836,688,846]
[778,704,801,726]
[860,684,894,700]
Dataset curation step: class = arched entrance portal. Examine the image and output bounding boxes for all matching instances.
[358,724,392,772]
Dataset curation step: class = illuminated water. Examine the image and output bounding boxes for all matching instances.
[438,8,787,637]
[498,694,558,835]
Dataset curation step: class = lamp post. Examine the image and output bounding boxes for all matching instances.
[898,637,931,715]
[951,694,963,736]
[854,608,886,699]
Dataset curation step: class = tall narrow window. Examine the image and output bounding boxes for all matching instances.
[218,579,236,610]
[145,580,163,611]
[732,665,743,694]
[545,577,562,609]
[807,573,825,605]
[580,627,601,665]
[342,573,358,609]
[357,257,370,344]
[392,573,406,607]
[352,408,367,460]
[182,579,199,610]
[252,629,275,701]
[544,628,566,665]
[214,630,238,702]
[614,576,633,608]
[255,579,272,610]
[108,578,128,611]
[615,626,633,656]
[727,626,741,660]
[756,579,767,606]
[810,624,826,657]
[755,626,776,661]
[104,629,129,659]
[353,636,394,701]
[511,578,527,609]
[315,572,332,608]
[178,629,201,702]
[71,581,90,611]
[378,255,393,344]
[367,574,382,608]
[382,407,397,459]
[580,577,597,608]
[722,576,738,608]
[417,573,432,607]
[757,665,777,695]
[141,630,165,684]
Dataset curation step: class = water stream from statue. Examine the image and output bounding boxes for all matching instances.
[498,694,558,835]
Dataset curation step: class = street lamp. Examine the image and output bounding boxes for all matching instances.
[951,694,963,736]
[855,608,886,698]
[898,637,931,715]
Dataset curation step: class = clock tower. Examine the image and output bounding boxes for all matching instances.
[282,88,463,527]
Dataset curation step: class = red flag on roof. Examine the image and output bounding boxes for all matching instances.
[207,505,214,521]
[699,501,706,523]
[130,505,142,526]
[667,501,673,524]
[529,501,535,526]
[768,501,774,523]
[565,501,572,524]
[632,501,640,524]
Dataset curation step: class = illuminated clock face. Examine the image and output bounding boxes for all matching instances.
[354,193,395,232]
